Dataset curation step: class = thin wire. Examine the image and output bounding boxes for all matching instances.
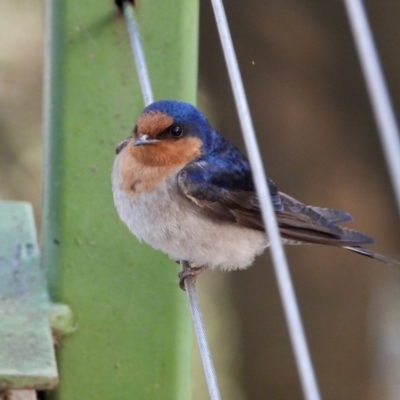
[209,1,321,400]
[122,3,221,399]
[343,0,400,215]
[122,2,154,106]
[181,262,222,400]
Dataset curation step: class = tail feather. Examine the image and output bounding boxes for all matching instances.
[277,191,399,265]
[344,246,400,265]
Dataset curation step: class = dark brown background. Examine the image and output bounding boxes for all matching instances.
[197,1,400,399]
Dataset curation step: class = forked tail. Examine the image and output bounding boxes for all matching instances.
[344,246,400,265]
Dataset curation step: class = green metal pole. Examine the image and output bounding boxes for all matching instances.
[42,1,198,399]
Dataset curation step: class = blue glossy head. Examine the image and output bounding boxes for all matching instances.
[141,100,217,151]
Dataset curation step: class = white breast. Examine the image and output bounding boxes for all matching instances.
[112,153,268,270]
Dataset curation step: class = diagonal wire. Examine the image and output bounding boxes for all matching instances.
[182,261,222,400]
[121,2,221,399]
[122,1,153,106]
[343,0,400,215]
[209,1,321,400]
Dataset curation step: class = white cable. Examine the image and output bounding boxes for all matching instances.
[344,0,400,214]
[182,262,222,400]
[122,4,221,399]
[209,1,321,400]
[123,2,154,106]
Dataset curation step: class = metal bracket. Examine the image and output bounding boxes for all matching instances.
[0,202,58,390]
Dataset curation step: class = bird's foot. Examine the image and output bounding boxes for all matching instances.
[178,261,207,291]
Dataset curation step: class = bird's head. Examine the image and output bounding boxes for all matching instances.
[116,100,215,167]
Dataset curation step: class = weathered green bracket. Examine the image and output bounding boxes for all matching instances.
[0,201,58,390]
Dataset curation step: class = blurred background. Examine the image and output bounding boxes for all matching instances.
[2,1,400,399]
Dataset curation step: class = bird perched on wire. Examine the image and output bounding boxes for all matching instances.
[112,100,399,289]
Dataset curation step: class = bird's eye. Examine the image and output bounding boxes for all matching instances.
[170,124,183,138]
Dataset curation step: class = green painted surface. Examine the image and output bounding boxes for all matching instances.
[0,202,57,390]
[42,1,199,399]
[48,303,77,338]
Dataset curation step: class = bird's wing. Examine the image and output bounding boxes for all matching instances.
[177,157,283,230]
[276,191,374,246]
[279,193,353,224]
[178,159,374,247]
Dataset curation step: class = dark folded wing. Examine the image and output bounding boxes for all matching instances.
[178,160,374,247]
[277,191,374,246]
[279,193,353,224]
[178,162,282,230]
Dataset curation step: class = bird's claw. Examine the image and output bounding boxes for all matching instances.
[178,264,206,291]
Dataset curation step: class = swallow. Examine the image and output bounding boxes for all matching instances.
[112,100,399,289]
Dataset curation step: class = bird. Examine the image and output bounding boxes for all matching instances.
[112,100,399,289]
